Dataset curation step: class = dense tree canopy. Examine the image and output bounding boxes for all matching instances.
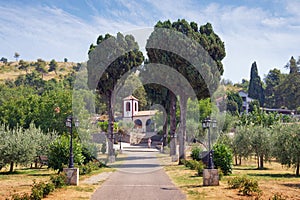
[0,124,57,172]
[146,19,226,162]
[264,68,283,108]
[272,124,300,176]
[87,32,144,161]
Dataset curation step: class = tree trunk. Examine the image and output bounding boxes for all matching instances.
[256,154,259,169]
[162,119,167,147]
[107,92,115,163]
[239,156,242,166]
[296,160,300,176]
[259,155,264,169]
[170,92,177,158]
[234,155,238,166]
[9,161,14,173]
[178,95,187,164]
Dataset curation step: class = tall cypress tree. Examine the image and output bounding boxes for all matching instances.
[248,62,264,106]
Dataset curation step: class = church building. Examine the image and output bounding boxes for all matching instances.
[122,95,157,132]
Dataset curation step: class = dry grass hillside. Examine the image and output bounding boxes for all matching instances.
[0,60,78,82]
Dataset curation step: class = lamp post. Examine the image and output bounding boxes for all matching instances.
[66,116,79,168]
[202,117,217,169]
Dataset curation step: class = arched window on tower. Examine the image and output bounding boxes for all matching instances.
[126,102,131,111]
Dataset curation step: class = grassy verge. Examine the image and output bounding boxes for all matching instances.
[0,167,57,199]
[44,153,127,200]
[158,154,300,200]
[0,153,127,200]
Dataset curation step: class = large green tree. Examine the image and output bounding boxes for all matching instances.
[264,68,283,108]
[35,88,72,134]
[272,124,300,176]
[275,57,300,110]
[35,59,47,79]
[49,59,58,75]
[0,124,56,172]
[87,32,144,162]
[146,19,225,163]
[248,62,264,106]
[18,60,30,74]
[226,91,243,114]
[285,56,299,74]
[232,126,252,165]
[237,107,280,168]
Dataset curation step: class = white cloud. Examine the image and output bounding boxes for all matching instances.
[285,0,300,17]
[0,5,97,61]
[199,3,300,82]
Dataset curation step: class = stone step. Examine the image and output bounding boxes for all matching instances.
[122,146,159,152]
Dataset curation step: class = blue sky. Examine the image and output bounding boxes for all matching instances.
[0,0,299,83]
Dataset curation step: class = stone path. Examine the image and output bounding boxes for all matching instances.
[82,172,113,185]
[91,151,186,200]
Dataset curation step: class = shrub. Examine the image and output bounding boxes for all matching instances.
[180,159,188,166]
[182,159,204,176]
[195,162,204,176]
[228,176,247,189]
[241,178,260,196]
[228,175,261,196]
[79,161,102,175]
[186,160,198,170]
[50,173,67,188]
[190,146,202,161]
[81,144,99,164]
[11,181,55,200]
[79,164,92,175]
[30,181,45,200]
[213,143,233,175]
[270,193,286,200]
[48,135,84,173]
[43,182,55,197]
[11,193,31,200]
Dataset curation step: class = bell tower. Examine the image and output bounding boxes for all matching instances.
[123,95,139,119]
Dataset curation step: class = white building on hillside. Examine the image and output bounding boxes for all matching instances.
[238,90,254,113]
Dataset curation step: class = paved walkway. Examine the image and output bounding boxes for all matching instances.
[91,151,186,200]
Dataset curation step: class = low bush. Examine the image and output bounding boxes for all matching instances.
[79,160,107,175]
[182,159,204,176]
[228,175,261,196]
[30,181,45,200]
[228,176,247,189]
[50,173,67,188]
[270,193,286,200]
[11,193,31,200]
[43,182,55,197]
[11,181,55,200]
[213,143,233,175]
[190,146,202,161]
